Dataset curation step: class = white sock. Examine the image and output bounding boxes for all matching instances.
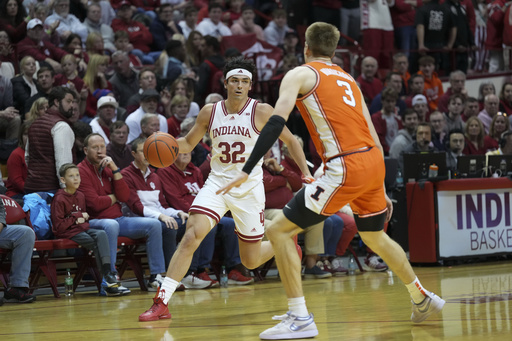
[160,277,179,305]
[405,277,428,304]
[288,297,309,317]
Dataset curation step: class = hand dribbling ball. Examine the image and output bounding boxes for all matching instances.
[143,132,180,168]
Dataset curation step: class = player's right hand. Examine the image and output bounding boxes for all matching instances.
[216,172,249,195]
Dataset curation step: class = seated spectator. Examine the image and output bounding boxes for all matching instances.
[126,69,165,116]
[90,96,118,144]
[72,120,92,163]
[184,30,204,71]
[392,52,410,95]
[487,112,508,148]
[196,35,225,102]
[356,56,383,105]
[122,138,188,268]
[0,72,20,141]
[263,8,291,46]
[168,75,200,119]
[412,94,428,122]
[25,97,48,122]
[0,0,28,44]
[444,94,466,132]
[167,94,190,137]
[178,6,198,40]
[429,111,448,151]
[139,113,160,139]
[401,122,438,169]
[111,1,154,64]
[85,32,105,57]
[486,131,512,156]
[478,94,500,134]
[25,87,77,193]
[196,3,232,40]
[371,88,403,156]
[5,121,30,199]
[446,129,465,172]
[126,89,168,143]
[52,163,121,296]
[224,0,243,26]
[158,151,254,286]
[62,33,89,76]
[25,66,55,116]
[17,18,67,74]
[0,31,16,78]
[32,2,61,46]
[463,97,479,122]
[230,5,264,40]
[150,4,181,52]
[389,109,419,160]
[162,40,187,84]
[437,70,467,114]
[477,81,495,111]
[405,73,425,108]
[82,54,112,121]
[0,197,36,303]
[463,116,496,155]
[109,51,140,108]
[106,120,133,169]
[53,54,85,94]
[83,3,116,54]
[418,55,443,112]
[281,31,304,65]
[78,133,166,292]
[113,30,142,67]
[369,71,407,116]
[45,0,88,44]
[499,82,512,116]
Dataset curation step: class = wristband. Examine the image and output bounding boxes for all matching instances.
[112,169,121,174]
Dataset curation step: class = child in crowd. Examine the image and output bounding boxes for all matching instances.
[114,30,142,67]
[418,55,444,112]
[54,54,85,93]
[51,163,121,296]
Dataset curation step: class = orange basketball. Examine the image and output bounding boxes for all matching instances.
[143,132,180,168]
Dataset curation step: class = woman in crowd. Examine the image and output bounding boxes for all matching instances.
[167,75,200,118]
[463,116,497,154]
[11,55,38,116]
[25,97,48,122]
[0,0,28,43]
[82,54,111,121]
[477,81,495,111]
[488,112,509,149]
[63,33,89,76]
[85,32,105,56]
[498,82,512,116]
[5,121,30,199]
[184,30,204,72]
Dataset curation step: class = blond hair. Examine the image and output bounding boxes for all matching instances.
[305,22,339,58]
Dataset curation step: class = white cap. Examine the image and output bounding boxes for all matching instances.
[97,96,118,109]
[412,94,427,106]
[27,19,44,30]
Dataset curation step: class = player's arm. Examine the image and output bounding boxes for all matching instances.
[255,102,312,178]
[176,103,212,153]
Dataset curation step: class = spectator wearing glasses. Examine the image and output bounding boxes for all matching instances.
[437,70,468,114]
[44,0,88,43]
[106,121,133,170]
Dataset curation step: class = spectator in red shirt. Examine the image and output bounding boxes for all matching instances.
[485,0,510,72]
[356,56,383,105]
[5,121,30,199]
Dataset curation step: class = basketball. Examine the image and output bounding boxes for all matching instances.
[143,132,180,168]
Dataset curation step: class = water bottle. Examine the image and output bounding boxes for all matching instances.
[396,168,404,188]
[65,268,74,297]
[348,255,357,275]
[220,266,228,288]
[500,159,507,176]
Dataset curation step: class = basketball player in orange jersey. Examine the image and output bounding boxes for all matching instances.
[139,56,312,322]
[218,22,445,340]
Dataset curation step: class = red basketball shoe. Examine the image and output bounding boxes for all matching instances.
[139,288,172,322]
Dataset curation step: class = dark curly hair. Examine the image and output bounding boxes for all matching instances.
[0,0,27,26]
[223,56,256,80]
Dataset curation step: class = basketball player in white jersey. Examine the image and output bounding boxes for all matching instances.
[139,57,312,322]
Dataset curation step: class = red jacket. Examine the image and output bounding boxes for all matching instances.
[157,162,204,212]
[486,0,508,49]
[111,18,153,53]
[356,75,383,105]
[51,189,89,239]
[5,147,27,198]
[390,0,421,28]
[16,36,68,62]
[0,19,27,43]
[121,162,179,218]
[77,158,130,219]
[263,158,303,209]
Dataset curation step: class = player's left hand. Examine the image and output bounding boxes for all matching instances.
[385,193,393,222]
[216,172,249,195]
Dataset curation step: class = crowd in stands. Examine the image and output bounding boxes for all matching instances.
[1,0,512,302]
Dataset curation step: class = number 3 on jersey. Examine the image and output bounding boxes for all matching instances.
[218,141,246,163]
[337,80,356,107]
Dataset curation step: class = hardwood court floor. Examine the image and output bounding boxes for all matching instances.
[1,261,512,341]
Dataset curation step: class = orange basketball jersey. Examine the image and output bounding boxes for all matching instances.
[296,61,375,163]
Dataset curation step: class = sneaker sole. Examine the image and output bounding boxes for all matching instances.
[364,265,388,272]
[303,273,332,279]
[139,313,172,322]
[227,279,254,285]
[259,328,319,340]
[182,282,213,289]
[412,298,446,323]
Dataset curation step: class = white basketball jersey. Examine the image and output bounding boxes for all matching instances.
[207,98,263,196]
